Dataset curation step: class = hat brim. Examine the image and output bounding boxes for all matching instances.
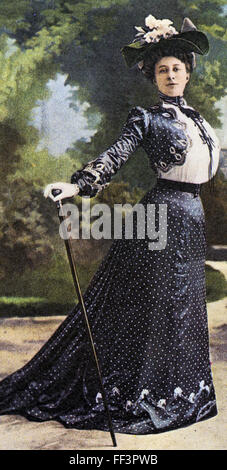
[121,31,209,68]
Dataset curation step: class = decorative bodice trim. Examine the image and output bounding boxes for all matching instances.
[158,92,216,179]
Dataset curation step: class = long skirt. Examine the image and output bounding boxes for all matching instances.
[0,185,217,434]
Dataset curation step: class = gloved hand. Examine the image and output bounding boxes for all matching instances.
[44,182,80,202]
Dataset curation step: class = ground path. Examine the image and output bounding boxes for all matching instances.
[0,262,226,450]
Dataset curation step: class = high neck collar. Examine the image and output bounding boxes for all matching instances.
[158,91,186,107]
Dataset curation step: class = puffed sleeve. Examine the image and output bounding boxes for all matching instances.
[71,106,146,197]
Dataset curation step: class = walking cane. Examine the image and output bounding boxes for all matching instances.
[51,189,117,447]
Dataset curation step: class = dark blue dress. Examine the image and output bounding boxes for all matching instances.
[0,93,219,434]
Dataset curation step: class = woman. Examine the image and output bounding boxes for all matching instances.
[0,15,220,434]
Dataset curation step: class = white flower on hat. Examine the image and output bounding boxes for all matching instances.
[135,26,146,36]
[145,14,159,30]
[144,30,160,43]
[159,19,174,29]
[134,14,178,44]
[157,23,178,38]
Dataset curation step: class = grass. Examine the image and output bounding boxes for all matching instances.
[0,264,226,318]
[0,297,46,305]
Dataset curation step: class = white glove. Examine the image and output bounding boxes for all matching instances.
[44,182,80,202]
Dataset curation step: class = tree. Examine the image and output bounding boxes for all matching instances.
[21,0,226,187]
[0,0,226,282]
[1,1,226,187]
[0,32,74,278]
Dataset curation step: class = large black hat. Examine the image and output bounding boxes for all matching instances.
[121,16,209,68]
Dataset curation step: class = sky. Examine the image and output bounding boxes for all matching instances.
[31,72,227,157]
[31,74,98,156]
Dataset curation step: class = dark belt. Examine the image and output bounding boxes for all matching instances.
[156,178,201,197]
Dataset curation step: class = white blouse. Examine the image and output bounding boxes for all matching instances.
[156,101,220,184]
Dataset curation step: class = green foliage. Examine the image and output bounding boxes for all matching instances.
[184,60,226,127]
[0,35,55,126]
[205,263,227,302]
[0,241,100,304]
[0,33,77,277]
[10,145,76,188]
[0,1,30,32]
[201,171,227,245]
[95,181,146,206]
[0,0,226,284]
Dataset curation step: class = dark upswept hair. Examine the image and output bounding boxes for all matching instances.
[139,47,195,82]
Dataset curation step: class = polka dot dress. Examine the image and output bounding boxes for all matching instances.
[0,184,217,434]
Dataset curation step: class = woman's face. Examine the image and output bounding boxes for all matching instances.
[154,56,190,97]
